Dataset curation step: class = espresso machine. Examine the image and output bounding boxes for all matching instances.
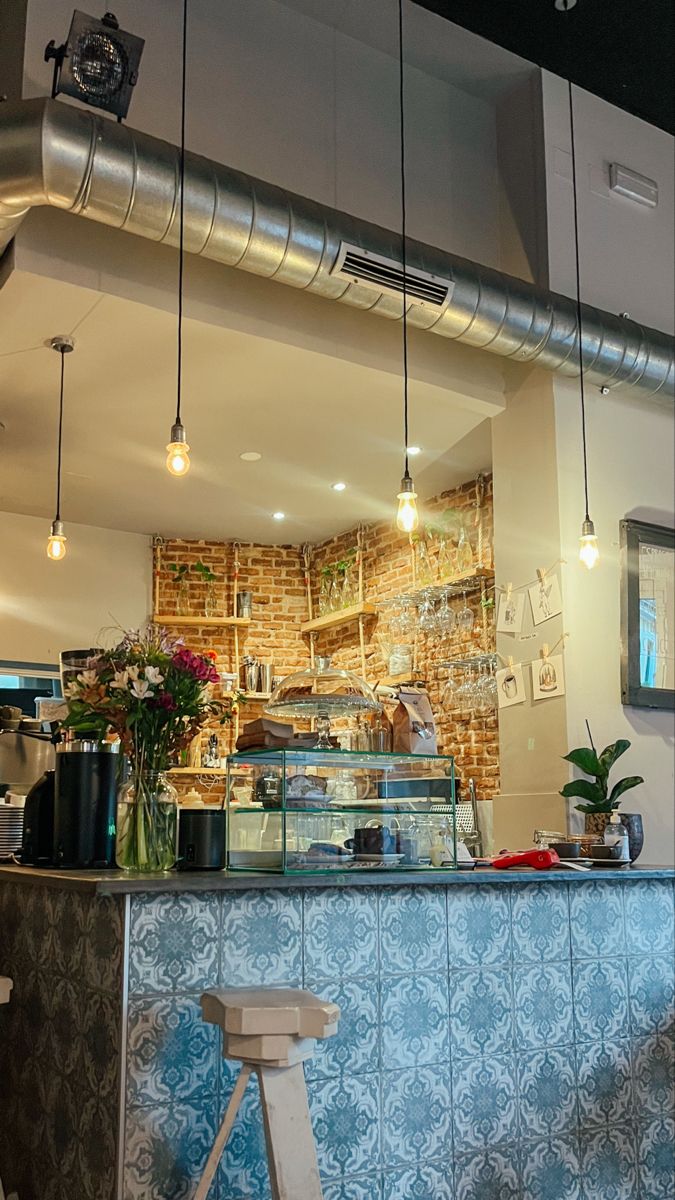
[52,740,121,868]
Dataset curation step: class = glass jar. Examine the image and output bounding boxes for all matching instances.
[318,571,332,616]
[116,770,178,872]
[176,578,190,616]
[204,581,219,617]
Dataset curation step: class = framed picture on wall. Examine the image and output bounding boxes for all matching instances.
[620,518,675,710]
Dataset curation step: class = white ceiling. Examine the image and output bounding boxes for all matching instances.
[0,269,492,545]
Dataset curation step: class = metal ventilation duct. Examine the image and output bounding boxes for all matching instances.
[0,99,672,400]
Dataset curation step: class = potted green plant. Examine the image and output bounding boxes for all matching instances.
[194,560,219,617]
[559,732,644,860]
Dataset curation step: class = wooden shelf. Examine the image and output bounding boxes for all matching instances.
[242,692,272,701]
[301,601,377,635]
[168,767,226,776]
[153,614,251,628]
[376,673,420,689]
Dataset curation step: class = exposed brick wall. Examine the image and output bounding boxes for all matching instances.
[156,475,498,802]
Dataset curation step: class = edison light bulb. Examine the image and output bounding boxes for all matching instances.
[166,421,190,476]
[396,475,419,534]
[47,520,67,561]
[579,517,599,570]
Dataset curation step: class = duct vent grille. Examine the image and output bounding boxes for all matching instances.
[331,242,453,311]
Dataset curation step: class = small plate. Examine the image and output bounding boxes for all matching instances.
[354,852,405,864]
[587,857,631,868]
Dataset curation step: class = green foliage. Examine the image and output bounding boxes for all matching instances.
[194,560,217,583]
[169,562,189,582]
[560,733,643,814]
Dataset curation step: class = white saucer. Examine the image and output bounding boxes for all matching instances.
[354,852,404,864]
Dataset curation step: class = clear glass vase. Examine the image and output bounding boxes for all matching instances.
[204,581,218,617]
[116,769,178,872]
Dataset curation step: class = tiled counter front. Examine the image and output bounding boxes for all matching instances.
[123,878,675,1200]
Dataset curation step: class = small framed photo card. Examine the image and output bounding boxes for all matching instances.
[531,654,566,701]
[529,574,563,626]
[497,591,525,634]
[496,663,526,708]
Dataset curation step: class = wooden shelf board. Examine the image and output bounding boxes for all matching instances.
[376,673,420,688]
[168,767,226,776]
[242,692,272,701]
[153,615,250,628]
[301,602,377,635]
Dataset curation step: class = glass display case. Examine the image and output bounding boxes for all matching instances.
[226,749,457,874]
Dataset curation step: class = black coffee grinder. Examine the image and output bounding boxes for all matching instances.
[53,741,122,868]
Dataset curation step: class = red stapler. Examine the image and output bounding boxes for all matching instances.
[491,848,561,871]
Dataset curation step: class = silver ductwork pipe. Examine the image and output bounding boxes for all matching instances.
[0,98,672,399]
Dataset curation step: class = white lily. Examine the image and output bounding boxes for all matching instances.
[77,669,98,688]
[64,681,80,699]
[127,665,140,680]
[145,665,164,685]
[110,671,129,690]
[130,680,153,700]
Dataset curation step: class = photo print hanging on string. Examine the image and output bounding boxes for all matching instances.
[496,663,527,708]
[529,573,563,626]
[497,589,526,634]
[531,654,566,701]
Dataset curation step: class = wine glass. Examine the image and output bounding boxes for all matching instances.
[418,590,437,634]
[457,591,474,637]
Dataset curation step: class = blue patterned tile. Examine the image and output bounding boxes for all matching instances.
[628,955,675,1036]
[447,885,512,967]
[324,1177,382,1200]
[518,1048,577,1138]
[383,1160,453,1200]
[575,1039,633,1127]
[513,963,574,1050]
[572,958,629,1042]
[217,1063,270,1200]
[381,1066,452,1165]
[519,1135,582,1200]
[381,973,449,1069]
[449,968,514,1059]
[128,894,220,995]
[124,1102,217,1200]
[454,1148,521,1200]
[637,1116,675,1199]
[632,1034,675,1114]
[511,883,570,963]
[580,1125,638,1200]
[569,882,625,959]
[452,1055,518,1151]
[220,889,302,986]
[379,888,447,976]
[309,1072,380,1181]
[126,996,219,1106]
[304,977,379,1081]
[303,889,378,981]
[624,881,675,956]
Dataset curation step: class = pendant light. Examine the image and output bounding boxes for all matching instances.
[165,0,191,477]
[394,0,418,534]
[568,82,599,569]
[46,336,73,561]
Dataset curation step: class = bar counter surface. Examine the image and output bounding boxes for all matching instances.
[0,863,673,1200]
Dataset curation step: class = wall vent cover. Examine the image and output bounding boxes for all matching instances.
[331,242,453,311]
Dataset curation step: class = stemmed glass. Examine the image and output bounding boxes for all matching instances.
[474,660,498,713]
[435,587,456,644]
[418,590,437,635]
[457,591,474,638]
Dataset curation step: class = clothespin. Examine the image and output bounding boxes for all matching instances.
[505,582,513,603]
[536,567,547,586]
[507,656,514,669]
[541,643,550,660]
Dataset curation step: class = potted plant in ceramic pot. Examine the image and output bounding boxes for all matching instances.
[559,734,645,860]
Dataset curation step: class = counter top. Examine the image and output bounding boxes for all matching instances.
[0,862,672,895]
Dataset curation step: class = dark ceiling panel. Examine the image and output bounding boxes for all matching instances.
[413,0,675,135]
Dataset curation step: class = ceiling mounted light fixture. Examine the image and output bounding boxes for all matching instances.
[44,10,144,122]
[273,512,286,521]
[332,482,347,492]
[240,451,262,462]
[46,336,74,561]
[569,82,599,570]
[165,0,191,478]
[394,0,418,536]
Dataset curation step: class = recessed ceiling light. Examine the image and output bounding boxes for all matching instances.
[406,445,422,456]
[332,482,347,491]
[240,451,262,462]
[272,511,285,521]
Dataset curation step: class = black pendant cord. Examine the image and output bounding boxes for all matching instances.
[568,81,590,521]
[55,348,65,522]
[175,0,188,427]
[398,0,410,480]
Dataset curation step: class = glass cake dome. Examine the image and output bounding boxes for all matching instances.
[266,656,381,748]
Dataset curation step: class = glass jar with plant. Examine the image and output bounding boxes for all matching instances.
[318,566,333,616]
[339,552,358,608]
[194,560,219,617]
[62,627,235,871]
[169,562,190,615]
[559,730,645,854]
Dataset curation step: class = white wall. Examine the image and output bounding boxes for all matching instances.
[0,512,151,665]
[541,74,675,863]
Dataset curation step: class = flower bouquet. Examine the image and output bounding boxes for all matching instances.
[62,626,235,871]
